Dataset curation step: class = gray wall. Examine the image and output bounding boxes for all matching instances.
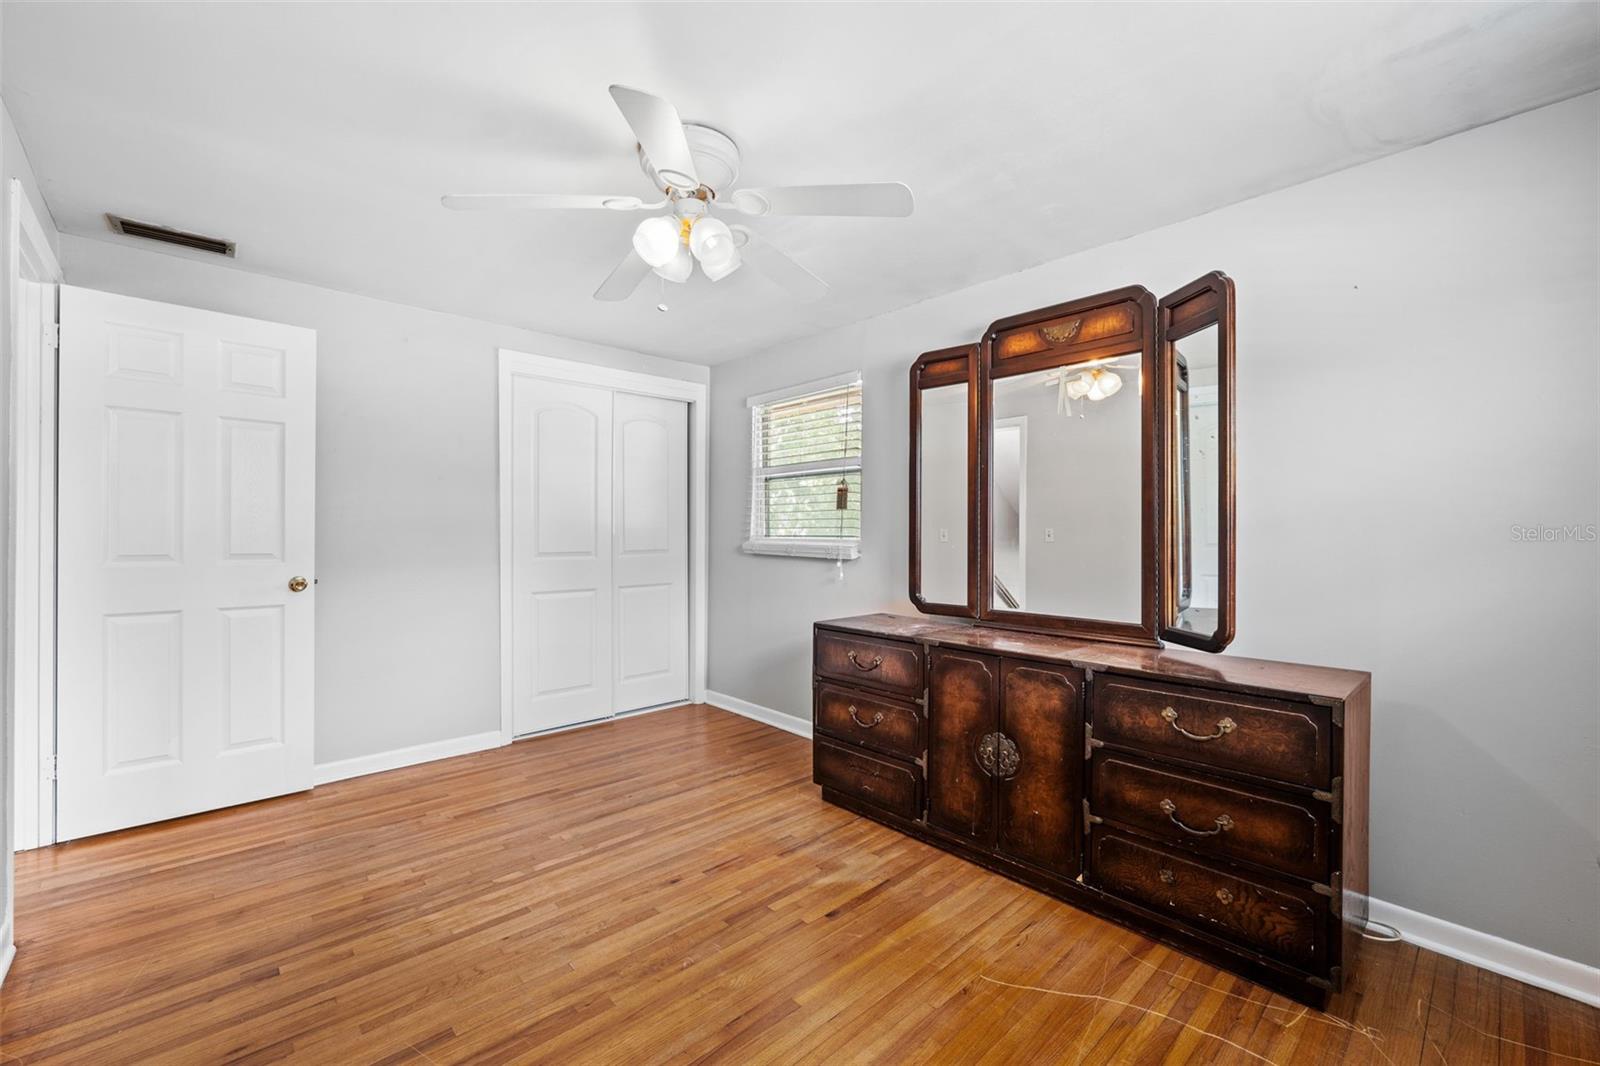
[59,234,707,765]
[707,92,1599,964]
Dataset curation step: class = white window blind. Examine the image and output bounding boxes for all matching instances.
[744,373,863,560]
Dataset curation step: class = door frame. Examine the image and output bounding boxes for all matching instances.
[497,349,709,743]
[8,179,63,860]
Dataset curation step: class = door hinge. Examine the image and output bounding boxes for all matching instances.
[42,323,60,351]
[43,754,58,781]
[1312,776,1343,824]
[1312,871,1342,918]
[1082,798,1102,834]
[1085,722,1102,760]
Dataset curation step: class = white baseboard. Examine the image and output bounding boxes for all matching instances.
[1367,897,1599,1008]
[313,730,504,786]
[705,690,812,739]
[1,930,15,987]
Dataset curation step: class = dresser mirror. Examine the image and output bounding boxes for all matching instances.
[979,287,1159,642]
[909,345,979,616]
[987,360,1143,621]
[908,276,1233,650]
[1159,272,1235,651]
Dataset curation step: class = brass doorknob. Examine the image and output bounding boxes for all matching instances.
[288,576,309,593]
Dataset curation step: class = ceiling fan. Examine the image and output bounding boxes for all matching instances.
[442,85,914,304]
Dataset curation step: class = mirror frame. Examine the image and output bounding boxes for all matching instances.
[905,274,1236,650]
[1158,271,1236,651]
[908,344,980,617]
[978,286,1161,644]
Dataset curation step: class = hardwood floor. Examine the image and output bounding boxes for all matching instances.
[2,703,1595,1064]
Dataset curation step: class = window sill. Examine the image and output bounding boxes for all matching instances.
[742,539,861,561]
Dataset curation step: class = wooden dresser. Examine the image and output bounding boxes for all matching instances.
[812,612,1370,1007]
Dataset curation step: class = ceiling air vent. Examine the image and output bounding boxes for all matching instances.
[106,214,236,257]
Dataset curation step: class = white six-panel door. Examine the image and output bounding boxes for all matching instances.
[56,287,316,841]
[510,377,688,735]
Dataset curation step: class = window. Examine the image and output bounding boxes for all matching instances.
[744,372,863,559]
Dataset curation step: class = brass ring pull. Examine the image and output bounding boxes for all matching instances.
[1161,707,1235,742]
[1159,798,1234,836]
[976,733,999,777]
[1215,888,1234,905]
[846,650,884,672]
[848,705,884,729]
[994,735,1020,780]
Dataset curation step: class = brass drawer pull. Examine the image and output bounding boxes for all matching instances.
[1161,706,1236,742]
[846,650,884,672]
[848,705,884,729]
[1158,868,1176,885]
[1215,888,1234,905]
[1159,798,1235,836]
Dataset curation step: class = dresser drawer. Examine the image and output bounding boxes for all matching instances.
[813,738,921,821]
[1090,752,1329,882]
[815,683,922,761]
[1089,829,1325,971]
[1089,677,1332,789]
[815,630,924,698]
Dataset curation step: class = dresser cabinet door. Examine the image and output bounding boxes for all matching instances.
[996,661,1083,878]
[926,649,998,842]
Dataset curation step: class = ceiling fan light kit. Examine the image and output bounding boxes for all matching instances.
[442,84,914,304]
[632,215,681,268]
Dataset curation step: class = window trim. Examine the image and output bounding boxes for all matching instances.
[744,371,863,560]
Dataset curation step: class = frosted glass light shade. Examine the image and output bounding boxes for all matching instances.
[1086,369,1123,401]
[689,217,734,262]
[701,245,741,281]
[633,216,681,268]
[652,243,693,283]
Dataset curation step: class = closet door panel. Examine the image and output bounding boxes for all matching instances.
[611,392,689,713]
[512,378,614,734]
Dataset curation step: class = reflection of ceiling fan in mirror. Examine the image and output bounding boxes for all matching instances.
[442,85,915,305]
[1040,355,1138,415]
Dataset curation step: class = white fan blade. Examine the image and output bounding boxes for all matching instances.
[608,85,700,190]
[442,193,654,211]
[727,182,913,218]
[733,227,828,302]
[594,249,652,302]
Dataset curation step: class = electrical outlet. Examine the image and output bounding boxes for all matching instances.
[939,528,949,543]
[1044,527,1056,543]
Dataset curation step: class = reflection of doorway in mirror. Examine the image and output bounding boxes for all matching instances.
[918,383,970,605]
[992,417,1027,610]
[1188,385,1219,610]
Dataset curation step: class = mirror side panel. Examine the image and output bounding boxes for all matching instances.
[1158,272,1236,652]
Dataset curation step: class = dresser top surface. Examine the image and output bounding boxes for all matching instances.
[816,613,1370,704]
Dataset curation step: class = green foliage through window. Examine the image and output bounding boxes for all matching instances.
[749,379,863,544]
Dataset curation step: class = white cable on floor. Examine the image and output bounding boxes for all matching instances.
[1362,919,1403,943]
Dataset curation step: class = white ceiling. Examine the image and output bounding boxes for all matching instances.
[6,2,1597,364]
